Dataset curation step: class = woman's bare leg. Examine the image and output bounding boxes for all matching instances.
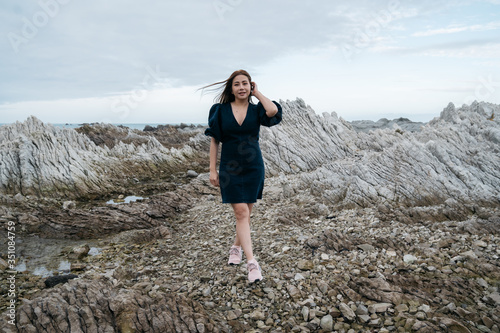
[231,203,254,261]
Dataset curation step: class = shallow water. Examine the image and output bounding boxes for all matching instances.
[15,236,101,277]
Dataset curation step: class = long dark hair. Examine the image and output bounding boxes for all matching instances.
[200,69,253,104]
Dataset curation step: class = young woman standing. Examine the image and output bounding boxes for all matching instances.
[204,69,282,282]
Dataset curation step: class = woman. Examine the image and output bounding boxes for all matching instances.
[203,70,282,283]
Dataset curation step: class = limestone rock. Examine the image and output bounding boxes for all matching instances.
[260,100,500,210]
[14,279,221,332]
[0,116,202,198]
[339,302,356,321]
[320,314,334,331]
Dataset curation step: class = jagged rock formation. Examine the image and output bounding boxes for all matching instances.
[12,279,222,333]
[260,99,500,209]
[0,117,202,199]
[1,99,499,211]
[350,117,424,133]
[3,190,497,332]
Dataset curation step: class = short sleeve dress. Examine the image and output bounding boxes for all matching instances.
[205,101,282,203]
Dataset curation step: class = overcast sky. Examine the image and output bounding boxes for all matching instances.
[1,0,499,124]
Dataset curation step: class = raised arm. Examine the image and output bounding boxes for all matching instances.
[251,82,278,117]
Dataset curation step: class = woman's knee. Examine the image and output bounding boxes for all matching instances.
[232,204,249,220]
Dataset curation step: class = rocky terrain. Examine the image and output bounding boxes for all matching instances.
[0,99,499,332]
[349,118,424,134]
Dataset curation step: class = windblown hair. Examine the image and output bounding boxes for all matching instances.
[200,69,253,104]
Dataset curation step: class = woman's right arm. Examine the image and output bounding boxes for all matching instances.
[209,137,220,187]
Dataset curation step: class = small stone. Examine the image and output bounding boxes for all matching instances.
[412,321,430,331]
[438,239,453,248]
[302,306,310,322]
[403,254,417,264]
[415,311,426,320]
[358,314,371,323]
[460,250,478,260]
[286,284,302,300]
[339,302,356,321]
[202,287,211,297]
[418,304,431,313]
[368,303,392,313]
[250,310,266,320]
[356,304,369,315]
[227,310,240,320]
[358,244,375,252]
[14,193,25,202]
[321,253,329,260]
[483,317,494,329]
[320,315,333,331]
[474,240,488,248]
[204,301,215,309]
[329,307,341,318]
[477,278,489,289]
[298,259,314,271]
[334,322,344,331]
[386,250,397,257]
[71,244,90,259]
[295,273,305,281]
[186,170,198,177]
[317,280,329,294]
[395,304,409,313]
[446,302,456,312]
[485,292,500,305]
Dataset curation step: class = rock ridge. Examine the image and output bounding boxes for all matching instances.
[260,99,500,209]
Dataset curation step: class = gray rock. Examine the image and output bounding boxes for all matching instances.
[320,315,333,331]
[403,254,417,264]
[339,302,356,321]
[187,170,198,177]
[297,259,314,271]
[485,292,500,305]
[358,314,371,323]
[0,117,200,198]
[368,303,393,313]
[302,306,309,322]
[14,279,221,332]
[355,304,369,315]
[357,243,375,252]
[260,100,500,210]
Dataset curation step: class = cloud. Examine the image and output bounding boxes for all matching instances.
[413,21,500,37]
[0,0,349,104]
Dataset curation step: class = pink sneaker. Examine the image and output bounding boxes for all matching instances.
[228,245,242,265]
[247,259,263,283]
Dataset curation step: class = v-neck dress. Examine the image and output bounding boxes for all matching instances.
[205,101,282,203]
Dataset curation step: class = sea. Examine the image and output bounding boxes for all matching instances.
[0,123,205,130]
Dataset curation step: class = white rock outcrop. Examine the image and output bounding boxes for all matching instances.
[0,116,195,197]
[1,100,499,209]
[261,99,500,208]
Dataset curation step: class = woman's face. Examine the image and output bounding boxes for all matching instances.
[231,74,251,101]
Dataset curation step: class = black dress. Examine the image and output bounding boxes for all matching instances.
[205,101,282,203]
